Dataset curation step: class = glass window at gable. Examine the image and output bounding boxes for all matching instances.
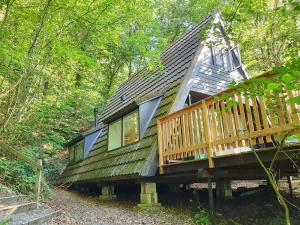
[212,47,225,67]
[210,46,241,71]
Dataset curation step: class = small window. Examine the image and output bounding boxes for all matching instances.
[210,46,241,71]
[69,146,75,162]
[211,47,225,68]
[69,140,84,163]
[228,46,241,70]
[108,119,122,151]
[74,141,84,162]
[123,110,139,145]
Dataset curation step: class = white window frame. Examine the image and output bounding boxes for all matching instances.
[228,46,242,71]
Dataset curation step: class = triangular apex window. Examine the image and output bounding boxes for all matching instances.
[107,96,162,151]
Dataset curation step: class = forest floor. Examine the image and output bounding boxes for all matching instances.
[46,181,300,225]
[47,188,194,225]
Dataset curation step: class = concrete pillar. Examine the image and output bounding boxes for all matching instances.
[216,181,232,198]
[138,182,161,209]
[99,186,116,200]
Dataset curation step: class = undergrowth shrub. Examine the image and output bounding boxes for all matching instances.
[194,207,209,225]
[0,157,35,194]
[192,190,210,225]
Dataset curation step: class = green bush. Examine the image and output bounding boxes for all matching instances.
[194,207,210,225]
[0,157,36,194]
[0,219,12,225]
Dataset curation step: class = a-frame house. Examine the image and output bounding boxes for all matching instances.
[60,11,299,207]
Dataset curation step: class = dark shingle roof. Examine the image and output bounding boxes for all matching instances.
[59,13,214,184]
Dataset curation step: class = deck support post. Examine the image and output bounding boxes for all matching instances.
[138,182,161,210]
[287,176,294,202]
[208,177,216,225]
[99,186,116,200]
[216,180,232,199]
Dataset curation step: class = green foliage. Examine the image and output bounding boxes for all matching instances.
[0,218,12,225]
[194,207,210,225]
[0,157,35,194]
[221,0,299,76]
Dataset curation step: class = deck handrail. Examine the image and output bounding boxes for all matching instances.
[0,142,42,207]
[157,73,299,173]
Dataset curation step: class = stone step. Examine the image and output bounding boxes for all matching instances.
[0,195,27,205]
[1,206,61,225]
[0,202,37,216]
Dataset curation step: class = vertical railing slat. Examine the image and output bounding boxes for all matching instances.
[202,101,214,168]
[245,97,256,144]
[252,97,264,144]
[232,95,242,147]
[288,92,300,124]
[157,120,164,173]
[258,96,272,143]
[210,103,218,154]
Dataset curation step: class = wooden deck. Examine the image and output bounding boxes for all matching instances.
[157,73,300,179]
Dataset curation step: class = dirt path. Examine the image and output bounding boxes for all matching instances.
[47,188,194,225]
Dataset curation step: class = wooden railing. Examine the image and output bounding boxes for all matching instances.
[157,73,299,172]
[0,142,42,207]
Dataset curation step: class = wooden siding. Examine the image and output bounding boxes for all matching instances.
[191,62,244,96]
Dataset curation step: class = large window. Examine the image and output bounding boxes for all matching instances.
[108,110,139,151]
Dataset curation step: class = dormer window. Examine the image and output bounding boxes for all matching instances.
[108,109,139,151]
[69,140,84,163]
[68,129,102,163]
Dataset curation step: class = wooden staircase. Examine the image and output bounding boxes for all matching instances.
[0,187,60,225]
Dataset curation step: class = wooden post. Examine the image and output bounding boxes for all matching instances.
[202,101,214,168]
[35,159,42,208]
[157,120,164,174]
[208,177,216,225]
[287,176,294,203]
